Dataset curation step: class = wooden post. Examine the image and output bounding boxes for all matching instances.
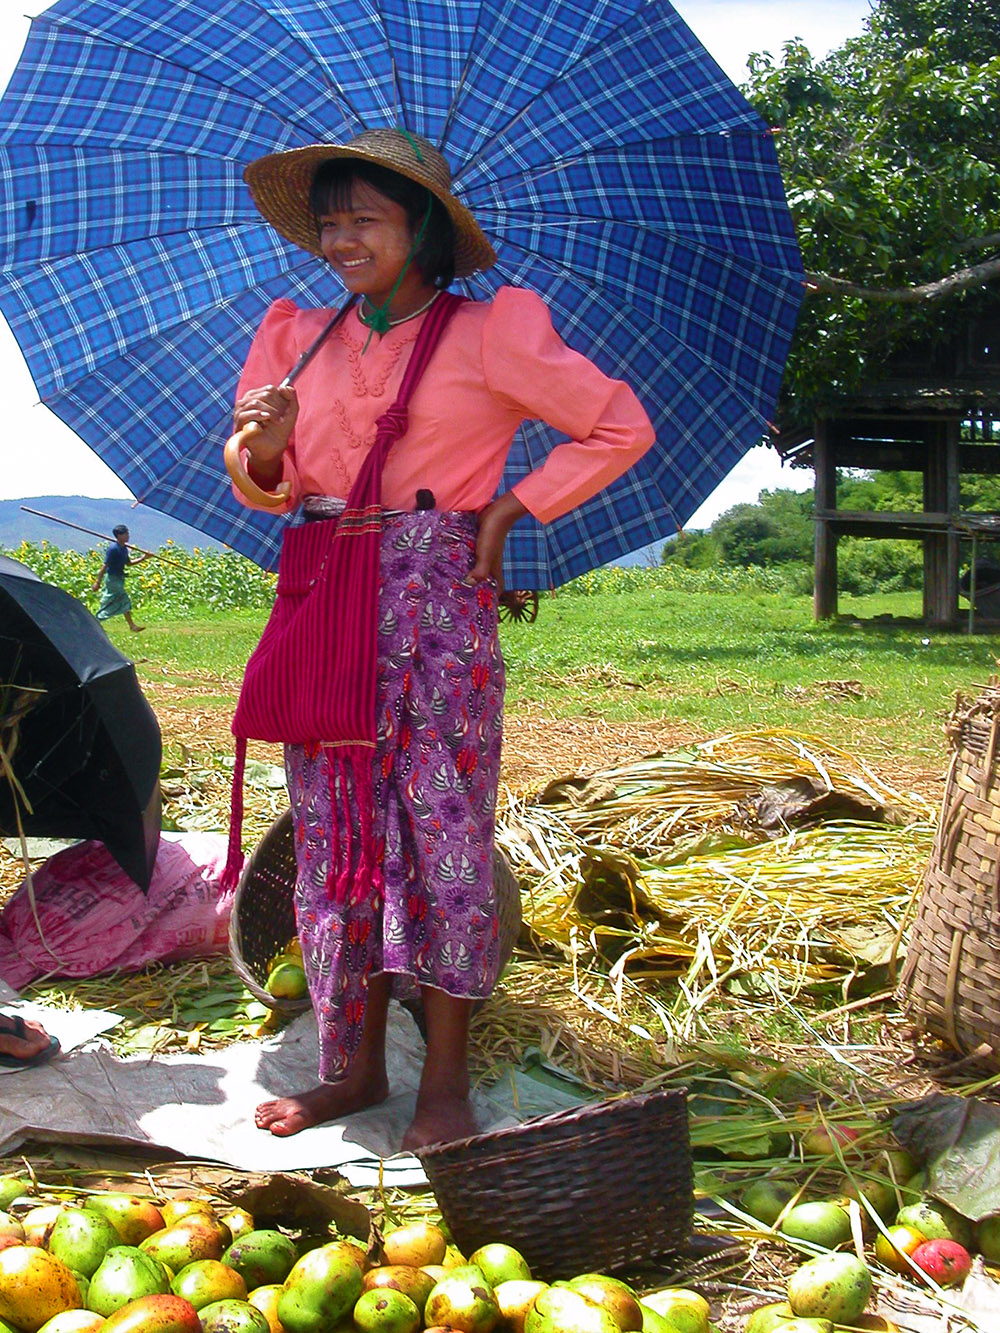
[945,418,961,629]
[922,428,937,624]
[923,421,960,628]
[813,418,837,619]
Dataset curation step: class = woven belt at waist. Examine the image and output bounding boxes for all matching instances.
[301,494,407,523]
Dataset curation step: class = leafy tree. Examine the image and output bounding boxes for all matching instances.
[836,470,923,511]
[836,467,1000,511]
[838,538,924,594]
[876,0,1000,62]
[958,474,1000,510]
[712,505,774,567]
[745,0,1000,424]
[660,529,719,568]
[711,488,813,566]
[692,469,1000,588]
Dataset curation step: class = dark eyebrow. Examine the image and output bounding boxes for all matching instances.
[319,201,384,219]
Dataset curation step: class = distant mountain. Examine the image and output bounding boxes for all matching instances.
[617,541,667,568]
[2,495,667,569]
[1,497,223,553]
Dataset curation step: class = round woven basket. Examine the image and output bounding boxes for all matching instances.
[900,682,1000,1064]
[417,1088,693,1280]
[229,807,522,1016]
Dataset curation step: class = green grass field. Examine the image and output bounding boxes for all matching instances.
[10,540,1000,774]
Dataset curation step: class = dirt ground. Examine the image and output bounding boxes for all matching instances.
[148,681,949,804]
[1,693,987,1333]
[2,689,945,898]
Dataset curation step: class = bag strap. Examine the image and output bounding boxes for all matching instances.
[341,291,467,512]
[223,291,467,892]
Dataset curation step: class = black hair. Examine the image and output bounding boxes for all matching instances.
[112,524,129,537]
[309,158,456,289]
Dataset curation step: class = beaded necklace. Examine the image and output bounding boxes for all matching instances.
[359,288,440,331]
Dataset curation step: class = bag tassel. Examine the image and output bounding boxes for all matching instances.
[222,735,248,892]
[325,746,382,905]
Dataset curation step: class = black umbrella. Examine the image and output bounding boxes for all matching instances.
[0,557,161,891]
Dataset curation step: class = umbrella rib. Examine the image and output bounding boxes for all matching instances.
[251,0,400,132]
[9,224,334,392]
[90,253,348,505]
[24,9,364,149]
[464,130,788,205]
[490,234,780,431]
[366,2,407,132]
[435,2,493,153]
[477,205,796,280]
[461,134,800,271]
[448,1,653,184]
[450,0,749,187]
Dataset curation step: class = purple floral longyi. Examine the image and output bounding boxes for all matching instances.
[286,509,505,1081]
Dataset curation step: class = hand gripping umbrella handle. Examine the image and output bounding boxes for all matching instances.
[224,298,358,509]
[224,422,291,509]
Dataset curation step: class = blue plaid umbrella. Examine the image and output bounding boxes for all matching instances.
[0,0,803,588]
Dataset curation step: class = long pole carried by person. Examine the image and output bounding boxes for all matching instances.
[19,506,185,568]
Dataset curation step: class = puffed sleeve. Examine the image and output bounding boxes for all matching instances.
[480,287,655,523]
[231,299,305,513]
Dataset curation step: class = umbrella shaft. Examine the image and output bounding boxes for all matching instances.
[282,297,358,387]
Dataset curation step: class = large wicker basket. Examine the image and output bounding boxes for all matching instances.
[229,807,522,1017]
[900,682,1000,1064]
[417,1088,692,1280]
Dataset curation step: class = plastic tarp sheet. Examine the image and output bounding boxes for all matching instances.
[0,983,584,1187]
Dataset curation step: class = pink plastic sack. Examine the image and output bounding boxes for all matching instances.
[0,834,239,989]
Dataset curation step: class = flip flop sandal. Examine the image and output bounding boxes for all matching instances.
[0,1014,60,1069]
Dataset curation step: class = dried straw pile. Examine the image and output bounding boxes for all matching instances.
[484,730,935,1088]
[7,727,936,1092]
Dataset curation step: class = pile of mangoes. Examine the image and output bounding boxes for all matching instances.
[739,1122,1000,1331]
[0,1175,712,1333]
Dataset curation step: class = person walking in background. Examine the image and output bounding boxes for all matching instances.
[91,524,148,632]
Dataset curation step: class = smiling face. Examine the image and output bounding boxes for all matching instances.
[316,178,436,313]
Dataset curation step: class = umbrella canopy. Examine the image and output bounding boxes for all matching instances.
[0,0,803,588]
[0,556,161,890]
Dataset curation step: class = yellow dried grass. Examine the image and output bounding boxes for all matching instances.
[522,728,932,846]
[496,731,934,1064]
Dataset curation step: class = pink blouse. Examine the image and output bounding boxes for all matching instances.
[235,285,654,523]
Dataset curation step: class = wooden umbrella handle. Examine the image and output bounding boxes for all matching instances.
[223,422,291,508]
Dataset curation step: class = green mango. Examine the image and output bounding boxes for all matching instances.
[276,1243,363,1333]
[222,1230,298,1289]
[48,1209,121,1279]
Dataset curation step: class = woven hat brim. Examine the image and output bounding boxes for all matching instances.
[245,144,497,279]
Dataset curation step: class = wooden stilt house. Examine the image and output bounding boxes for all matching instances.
[775,302,1000,628]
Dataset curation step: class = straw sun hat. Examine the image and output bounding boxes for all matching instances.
[244,127,497,278]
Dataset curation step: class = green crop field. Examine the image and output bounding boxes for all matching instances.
[9,540,1000,779]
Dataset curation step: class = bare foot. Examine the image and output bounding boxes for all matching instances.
[0,1013,58,1066]
[130,625,146,632]
[255,1072,389,1137]
[402,1093,478,1151]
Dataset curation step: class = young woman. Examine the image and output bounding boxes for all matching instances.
[229,127,654,1150]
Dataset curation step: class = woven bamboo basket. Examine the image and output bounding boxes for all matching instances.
[229,807,522,1017]
[900,682,1000,1064]
[417,1088,692,1279]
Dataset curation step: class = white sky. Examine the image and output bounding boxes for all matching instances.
[0,0,875,529]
